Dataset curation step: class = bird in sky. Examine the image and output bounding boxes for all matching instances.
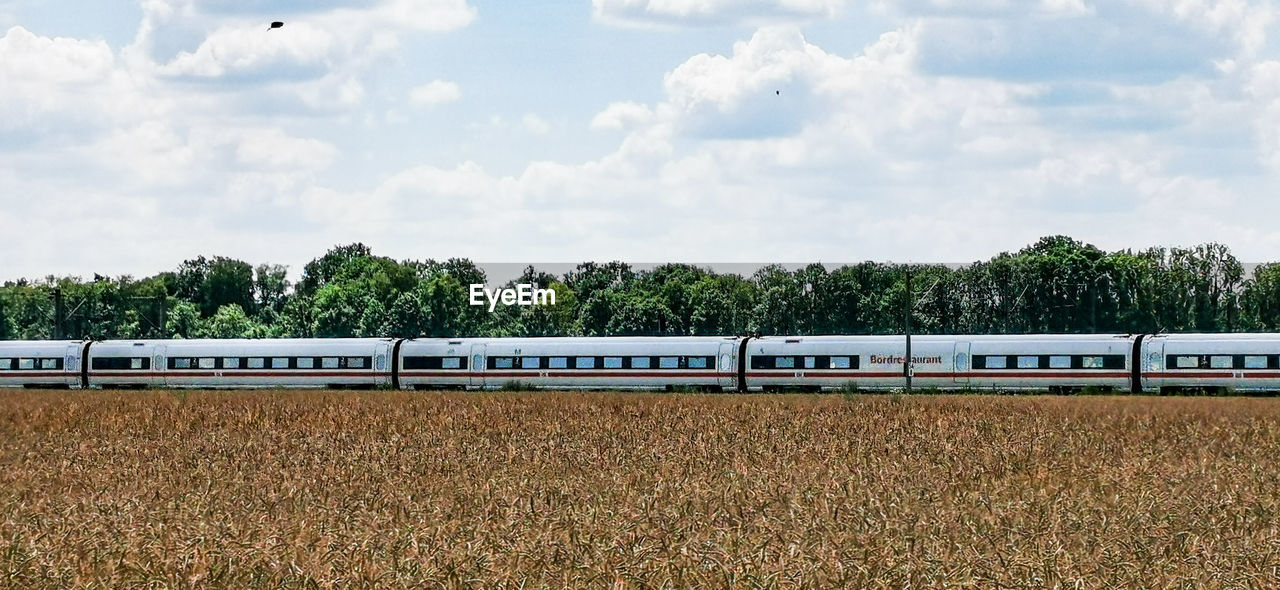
[268,21,284,30]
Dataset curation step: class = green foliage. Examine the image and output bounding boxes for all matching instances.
[0,237,1272,342]
[203,304,268,339]
[166,300,202,339]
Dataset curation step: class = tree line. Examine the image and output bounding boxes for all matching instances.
[3,236,1280,341]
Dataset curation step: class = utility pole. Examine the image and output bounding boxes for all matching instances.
[904,265,912,393]
[53,287,65,340]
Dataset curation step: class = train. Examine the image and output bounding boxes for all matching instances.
[3,333,1280,393]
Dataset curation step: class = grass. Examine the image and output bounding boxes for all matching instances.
[1,390,1279,588]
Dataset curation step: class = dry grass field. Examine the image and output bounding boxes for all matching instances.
[2,391,1279,589]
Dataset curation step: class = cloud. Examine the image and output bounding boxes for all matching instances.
[0,26,152,136]
[7,1,1280,283]
[281,21,1280,267]
[521,113,551,135]
[156,22,337,79]
[591,101,655,130]
[593,0,845,26]
[410,79,461,106]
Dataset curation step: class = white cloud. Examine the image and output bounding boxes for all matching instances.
[521,113,552,135]
[8,1,1280,283]
[1246,60,1280,172]
[278,21,1280,267]
[409,79,461,106]
[593,0,845,26]
[0,26,153,133]
[591,101,654,130]
[157,22,337,78]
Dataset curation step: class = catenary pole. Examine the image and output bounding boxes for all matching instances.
[905,265,912,393]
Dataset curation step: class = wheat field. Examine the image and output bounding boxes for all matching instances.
[1,390,1279,588]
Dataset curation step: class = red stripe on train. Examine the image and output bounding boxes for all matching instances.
[747,371,1130,379]
[90,371,377,378]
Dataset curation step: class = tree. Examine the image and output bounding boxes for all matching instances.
[1241,264,1280,330]
[203,304,267,339]
[310,284,366,337]
[297,243,373,298]
[606,294,679,336]
[688,275,755,336]
[166,300,202,338]
[565,262,634,305]
[254,264,290,316]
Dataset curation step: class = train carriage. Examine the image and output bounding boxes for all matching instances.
[155,338,395,388]
[746,335,956,391]
[960,334,1138,392]
[399,337,741,391]
[0,340,86,388]
[1141,333,1280,393]
[87,340,162,388]
[745,334,1139,392]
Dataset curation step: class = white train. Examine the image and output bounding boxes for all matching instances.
[1,333,1278,393]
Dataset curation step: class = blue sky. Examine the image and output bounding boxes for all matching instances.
[2,0,1279,282]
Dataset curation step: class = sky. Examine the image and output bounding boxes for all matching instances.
[3,0,1280,282]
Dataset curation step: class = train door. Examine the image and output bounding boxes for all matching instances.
[153,344,167,387]
[952,341,970,384]
[63,342,81,388]
[469,343,486,389]
[374,340,392,388]
[1143,338,1164,392]
[717,341,736,389]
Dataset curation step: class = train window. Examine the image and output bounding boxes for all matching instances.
[604,357,623,369]
[174,358,192,369]
[1175,355,1199,369]
[492,357,514,369]
[248,358,266,369]
[40,358,58,369]
[1049,355,1071,369]
[1210,356,1232,369]
[1017,356,1039,369]
[322,357,339,369]
[1081,356,1103,369]
[831,356,852,369]
[575,357,595,369]
[224,357,240,369]
[804,357,816,369]
[131,358,144,370]
[0,359,10,370]
[548,357,568,369]
[297,357,314,369]
[985,356,1007,369]
[17,358,34,370]
[1147,352,1161,370]
[659,357,679,369]
[346,357,367,369]
[775,356,795,369]
[631,357,651,369]
[688,356,708,369]
[521,357,540,369]
[1245,355,1268,369]
[271,358,288,369]
[954,353,967,371]
[198,358,215,369]
[442,357,462,369]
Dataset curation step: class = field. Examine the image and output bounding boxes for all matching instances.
[2,391,1279,588]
